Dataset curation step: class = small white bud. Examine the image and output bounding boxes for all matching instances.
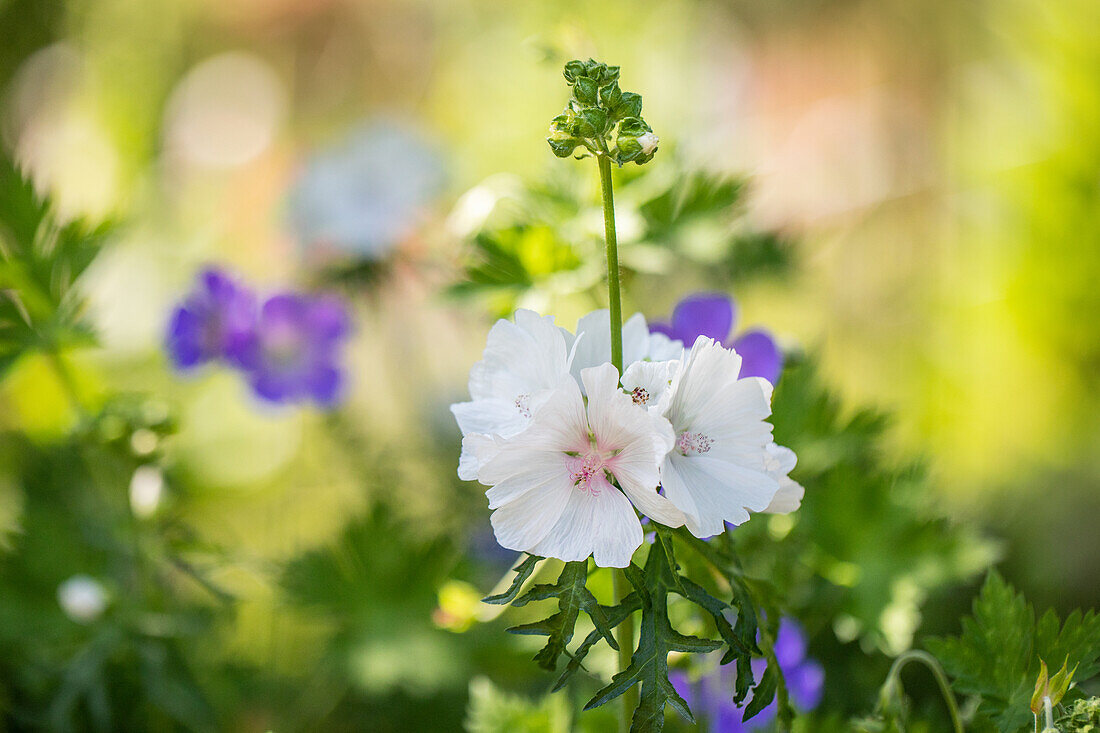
[637,132,659,156]
[129,465,165,519]
[58,575,108,623]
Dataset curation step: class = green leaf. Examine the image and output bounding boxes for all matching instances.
[508,561,618,670]
[742,662,778,722]
[926,571,1100,732]
[483,554,542,605]
[583,539,722,732]
[552,592,641,692]
[0,152,110,377]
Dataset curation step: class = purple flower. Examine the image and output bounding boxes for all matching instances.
[650,294,783,384]
[669,619,823,731]
[166,269,256,370]
[234,293,350,407]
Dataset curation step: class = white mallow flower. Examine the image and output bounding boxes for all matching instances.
[621,358,678,411]
[451,309,573,480]
[475,363,686,568]
[762,443,804,513]
[657,336,781,537]
[565,309,682,390]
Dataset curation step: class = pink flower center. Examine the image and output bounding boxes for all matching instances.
[514,393,531,418]
[677,431,713,456]
[566,450,613,495]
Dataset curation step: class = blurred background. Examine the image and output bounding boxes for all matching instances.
[0,0,1097,730]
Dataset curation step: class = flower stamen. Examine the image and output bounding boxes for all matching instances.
[677,431,713,456]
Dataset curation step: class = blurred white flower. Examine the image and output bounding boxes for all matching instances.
[288,121,446,261]
[57,575,108,623]
[129,465,165,519]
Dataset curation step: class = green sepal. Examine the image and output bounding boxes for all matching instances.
[563,60,587,83]
[573,76,598,105]
[483,554,542,605]
[599,82,623,112]
[617,91,643,119]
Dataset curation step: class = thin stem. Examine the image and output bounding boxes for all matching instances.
[598,151,633,732]
[757,617,794,733]
[882,650,965,733]
[598,154,623,375]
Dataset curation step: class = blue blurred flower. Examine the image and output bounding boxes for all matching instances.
[288,121,446,261]
[234,293,350,408]
[669,619,823,731]
[650,293,783,384]
[166,268,257,370]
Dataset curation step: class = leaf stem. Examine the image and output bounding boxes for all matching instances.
[598,151,633,732]
[882,649,965,733]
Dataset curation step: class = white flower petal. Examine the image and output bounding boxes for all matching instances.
[490,476,573,551]
[528,476,643,568]
[662,453,778,538]
[467,309,570,405]
[763,443,804,513]
[568,309,651,388]
[646,331,684,362]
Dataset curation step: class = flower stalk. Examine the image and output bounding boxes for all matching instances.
[598,152,634,730]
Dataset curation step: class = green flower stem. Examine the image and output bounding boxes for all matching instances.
[883,650,965,733]
[598,151,634,732]
[598,153,623,375]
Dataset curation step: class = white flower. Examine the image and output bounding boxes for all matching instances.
[58,575,108,623]
[451,309,573,480]
[637,132,659,156]
[476,363,684,568]
[565,309,682,390]
[762,443,804,513]
[620,358,678,411]
[657,336,780,537]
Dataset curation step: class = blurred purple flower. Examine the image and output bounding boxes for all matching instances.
[234,293,350,408]
[288,121,446,261]
[669,619,823,731]
[650,294,783,384]
[166,268,256,370]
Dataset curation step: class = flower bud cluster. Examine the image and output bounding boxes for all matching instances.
[547,58,658,166]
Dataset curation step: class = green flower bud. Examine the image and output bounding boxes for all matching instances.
[547,130,580,158]
[617,91,642,119]
[573,76,598,105]
[563,60,586,83]
[599,82,623,112]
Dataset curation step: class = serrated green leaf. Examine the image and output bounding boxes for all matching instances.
[583,539,722,732]
[552,592,641,692]
[926,571,1100,733]
[483,554,542,605]
[507,561,617,671]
